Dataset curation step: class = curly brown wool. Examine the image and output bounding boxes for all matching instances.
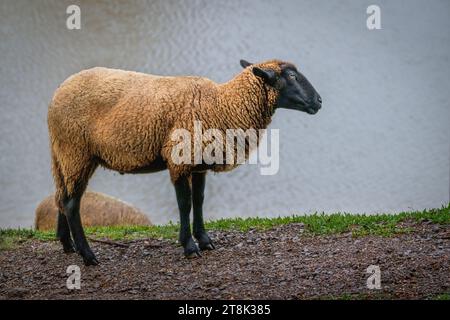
[47,59,284,211]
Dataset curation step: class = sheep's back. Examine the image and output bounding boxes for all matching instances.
[48,67,217,172]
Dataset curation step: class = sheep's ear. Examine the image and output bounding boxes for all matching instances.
[240,59,253,68]
[252,67,277,86]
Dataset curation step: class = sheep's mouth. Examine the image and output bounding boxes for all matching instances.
[297,105,319,114]
[306,107,318,115]
[289,99,320,115]
[281,101,320,114]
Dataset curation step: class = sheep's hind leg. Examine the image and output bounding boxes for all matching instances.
[64,191,98,266]
[174,175,201,258]
[192,172,215,251]
[61,158,99,266]
[57,210,75,253]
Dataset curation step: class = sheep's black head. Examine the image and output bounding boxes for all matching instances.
[240,59,322,115]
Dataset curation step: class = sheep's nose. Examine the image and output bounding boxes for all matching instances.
[317,96,322,104]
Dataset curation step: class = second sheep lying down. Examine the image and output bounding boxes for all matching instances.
[47,59,322,265]
[35,191,151,231]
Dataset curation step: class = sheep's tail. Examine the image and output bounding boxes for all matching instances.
[50,148,66,213]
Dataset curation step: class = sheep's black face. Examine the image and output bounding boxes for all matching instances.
[240,59,322,115]
[275,66,322,114]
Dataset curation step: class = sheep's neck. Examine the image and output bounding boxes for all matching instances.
[216,71,277,132]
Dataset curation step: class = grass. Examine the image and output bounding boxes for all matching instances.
[432,293,450,300]
[0,204,448,251]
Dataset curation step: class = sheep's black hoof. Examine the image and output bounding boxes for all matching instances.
[60,239,76,253]
[195,233,215,251]
[185,250,202,259]
[63,245,76,254]
[201,243,215,251]
[183,238,201,258]
[81,251,99,266]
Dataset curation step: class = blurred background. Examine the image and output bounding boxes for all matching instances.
[0,0,448,228]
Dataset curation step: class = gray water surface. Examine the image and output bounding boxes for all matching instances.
[0,0,449,228]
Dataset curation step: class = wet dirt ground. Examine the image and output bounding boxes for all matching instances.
[0,221,449,299]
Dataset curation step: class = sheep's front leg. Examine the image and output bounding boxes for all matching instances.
[192,172,215,250]
[174,175,201,258]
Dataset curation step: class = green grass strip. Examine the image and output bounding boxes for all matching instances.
[0,204,448,250]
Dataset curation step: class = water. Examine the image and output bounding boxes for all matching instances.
[0,0,449,228]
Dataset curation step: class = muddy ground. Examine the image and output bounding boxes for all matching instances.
[0,221,449,300]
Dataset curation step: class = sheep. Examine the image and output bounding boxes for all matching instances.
[35,191,151,231]
[47,59,322,265]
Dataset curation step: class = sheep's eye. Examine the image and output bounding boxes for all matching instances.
[289,73,297,81]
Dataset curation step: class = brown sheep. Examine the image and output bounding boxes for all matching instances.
[48,59,322,265]
[35,191,151,231]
